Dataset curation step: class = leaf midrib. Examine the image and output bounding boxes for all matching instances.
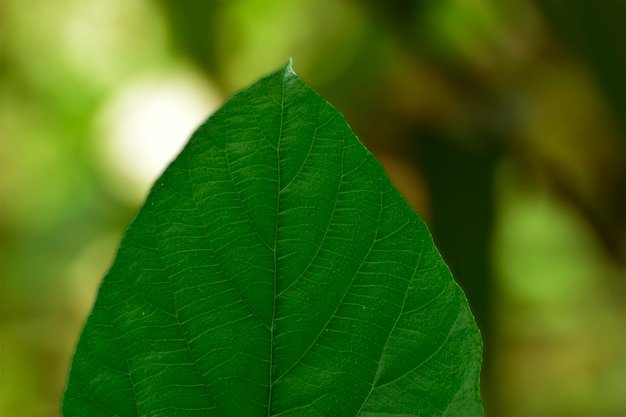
[267,67,287,417]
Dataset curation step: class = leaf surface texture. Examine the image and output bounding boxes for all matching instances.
[63,62,483,417]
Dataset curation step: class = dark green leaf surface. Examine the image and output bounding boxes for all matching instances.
[63,62,483,417]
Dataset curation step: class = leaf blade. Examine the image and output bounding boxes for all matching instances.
[63,62,483,417]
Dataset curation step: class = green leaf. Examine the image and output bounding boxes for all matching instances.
[63,61,483,417]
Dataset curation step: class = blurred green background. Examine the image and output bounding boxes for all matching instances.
[1,1,625,416]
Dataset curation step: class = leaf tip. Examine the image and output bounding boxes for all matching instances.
[284,57,295,76]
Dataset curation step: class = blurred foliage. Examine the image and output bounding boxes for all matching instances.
[1,1,625,416]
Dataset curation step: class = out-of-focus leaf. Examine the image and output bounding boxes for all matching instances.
[535,0,626,130]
